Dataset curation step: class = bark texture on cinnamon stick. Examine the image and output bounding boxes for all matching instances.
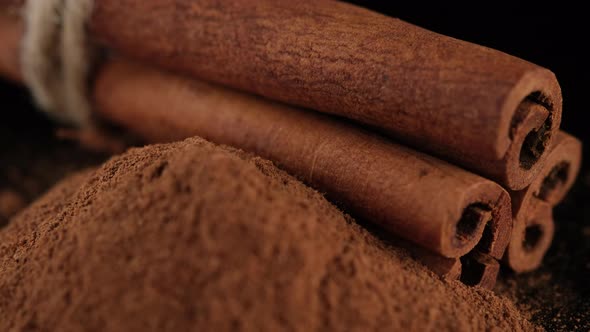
[92,59,513,261]
[368,223,502,288]
[505,132,582,272]
[511,132,582,213]
[389,235,462,282]
[0,8,512,258]
[89,0,562,190]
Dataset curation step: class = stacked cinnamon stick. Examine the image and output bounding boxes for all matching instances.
[0,1,581,289]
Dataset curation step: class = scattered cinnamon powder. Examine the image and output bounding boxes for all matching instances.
[0,137,539,331]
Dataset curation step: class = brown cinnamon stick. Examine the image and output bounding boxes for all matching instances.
[512,132,582,211]
[505,132,582,272]
[0,13,513,282]
[0,11,22,83]
[398,241,498,289]
[92,58,512,260]
[88,0,562,190]
[505,203,554,273]
[460,251,501,289]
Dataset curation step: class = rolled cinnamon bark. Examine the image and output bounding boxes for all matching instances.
[0,12,22,82]
[91,58,512,261]
[397,240,498,289]
[505,203,554,273]
[460,251,501,289]
[512,132,582,211]
[0,11,512,269]
[88,0,562,190]
[505,132,581,272]
[418,255,461,282]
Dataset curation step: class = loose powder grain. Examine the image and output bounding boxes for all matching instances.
[0,137,540,331]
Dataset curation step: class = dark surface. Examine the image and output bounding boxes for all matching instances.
[346,2,589,331]
[0,80,105,226]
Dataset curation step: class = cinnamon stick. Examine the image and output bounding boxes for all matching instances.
[417,247,503,289]
[88,0,562,190]
[0,13,513,282]
[460,251,501,289]
[369,222,503,288]
[0,11,22,83]
[505,203,554,273]
[388,235,462,282]
[505,132,582,272]
[512,132,582,210]
[93,58,512,260]
[94,58,510,288]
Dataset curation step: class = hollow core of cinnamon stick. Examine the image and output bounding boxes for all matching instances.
[89,0,563,190]
[505,131,581,272]
[504,202,554,273]
[512,132,582,213]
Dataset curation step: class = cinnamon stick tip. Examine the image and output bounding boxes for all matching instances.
[505,203,554,273]
[443,182,512,259]
[494,68,562,190]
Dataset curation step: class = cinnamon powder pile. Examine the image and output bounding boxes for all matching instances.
[0,137,539,331]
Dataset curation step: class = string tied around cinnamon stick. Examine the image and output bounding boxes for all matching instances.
[21,0,95,127]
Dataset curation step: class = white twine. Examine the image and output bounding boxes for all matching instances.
[21,0,95,127]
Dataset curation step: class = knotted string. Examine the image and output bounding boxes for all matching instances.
[22,0,95,127]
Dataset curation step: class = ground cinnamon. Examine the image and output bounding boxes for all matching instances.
[88,0,562,190]
[407,244,501,289]
[0,138,539,331]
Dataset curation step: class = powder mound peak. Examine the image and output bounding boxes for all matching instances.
[0,137,538,331]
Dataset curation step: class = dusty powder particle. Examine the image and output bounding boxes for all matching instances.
[0,137,540,331]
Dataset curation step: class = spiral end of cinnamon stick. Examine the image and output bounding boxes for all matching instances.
[511,131,582,217]
[501,96,553,189]
[505,203,554,273]
[494,68,563,190]
[517,95,553,170]
[459,251,500,289]
[453,204,491,248]
[532,132,582,206]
